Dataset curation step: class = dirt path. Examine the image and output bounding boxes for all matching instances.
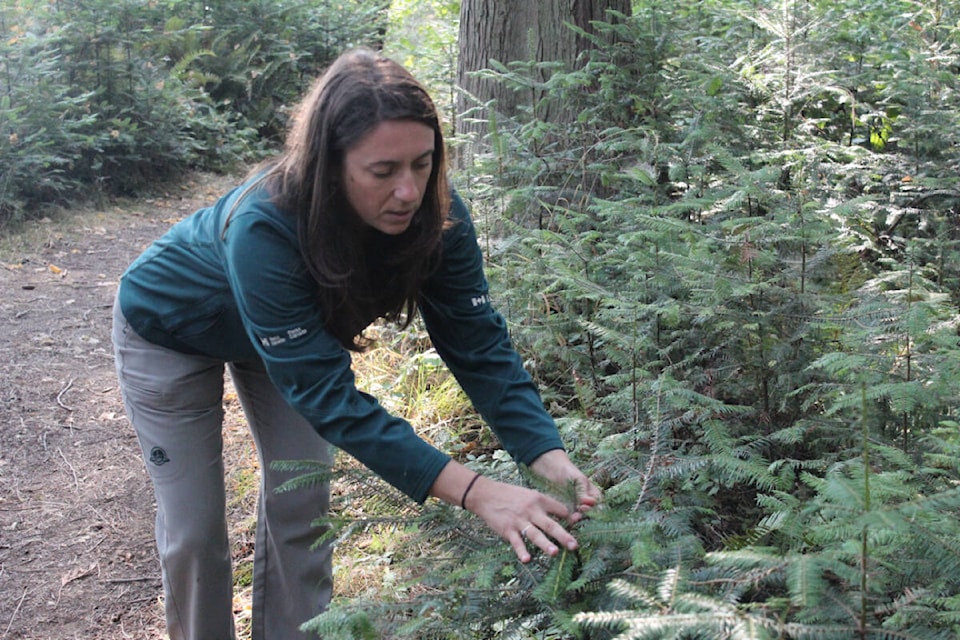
[0,172,242,639]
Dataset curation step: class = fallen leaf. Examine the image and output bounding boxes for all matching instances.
[61,563,97,587]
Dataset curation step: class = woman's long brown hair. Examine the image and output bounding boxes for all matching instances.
[263,48,450,351]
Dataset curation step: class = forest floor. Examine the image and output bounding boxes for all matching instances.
[0,171,261,639]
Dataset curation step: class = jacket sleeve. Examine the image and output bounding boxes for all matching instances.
[419,192,564,465]
[221,205,450,503]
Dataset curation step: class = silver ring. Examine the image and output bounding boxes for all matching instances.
[520,525,531,539]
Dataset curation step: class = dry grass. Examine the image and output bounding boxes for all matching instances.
[219,321,480,637]
[222,382,260,639]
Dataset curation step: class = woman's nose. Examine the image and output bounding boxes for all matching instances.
[394,171,420,203]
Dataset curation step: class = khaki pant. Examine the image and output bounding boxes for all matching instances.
[112,298,332,640]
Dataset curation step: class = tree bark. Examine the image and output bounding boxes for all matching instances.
[455,0,631,153]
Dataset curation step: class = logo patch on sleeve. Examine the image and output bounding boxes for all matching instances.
[259,326,308,348]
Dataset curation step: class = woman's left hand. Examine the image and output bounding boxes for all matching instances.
[528,449,601,516]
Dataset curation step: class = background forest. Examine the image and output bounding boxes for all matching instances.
[3,1,960,639]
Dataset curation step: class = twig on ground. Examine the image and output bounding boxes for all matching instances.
[57,447,80,492]
[83,302,112,322]
[102,576,161,584]
[2,587,27,640]
[56,378,75,411]
[125,594,162,605]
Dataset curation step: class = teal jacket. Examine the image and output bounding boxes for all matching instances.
[118,180,563,502]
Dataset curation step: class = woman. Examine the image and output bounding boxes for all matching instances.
[112,48,599,640]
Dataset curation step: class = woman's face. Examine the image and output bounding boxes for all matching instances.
[342,119,435,235]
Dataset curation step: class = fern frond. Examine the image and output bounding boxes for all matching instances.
[299,606,379,640]
[531,549,576,604]
[605,578,658,607]
[786,552,827,609]
[270,459,335,493]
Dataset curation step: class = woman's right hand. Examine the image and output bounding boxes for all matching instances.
[430,460,589,563]
[464,475,582,563]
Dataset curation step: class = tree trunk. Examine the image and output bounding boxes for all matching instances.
[456,0,631,145]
